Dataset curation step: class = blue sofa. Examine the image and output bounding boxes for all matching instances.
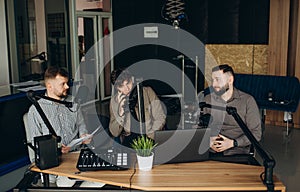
[233,74,300,113]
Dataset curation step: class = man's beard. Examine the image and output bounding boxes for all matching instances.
[58,91,68,99]
[213,83,229,96]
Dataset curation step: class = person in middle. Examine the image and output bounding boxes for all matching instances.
[109,68,166,147]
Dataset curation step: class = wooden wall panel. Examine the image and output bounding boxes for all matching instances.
[268,0,290,76]
[266,0,300,128]
[205,44,268,86]
[289,0,300,128]
[204,0,299,128]
[294,24,300,127]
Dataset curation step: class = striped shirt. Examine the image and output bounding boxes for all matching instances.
[27,95,88,149]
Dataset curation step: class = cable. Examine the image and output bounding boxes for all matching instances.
[260,171,265,183]
[129,159,137,191]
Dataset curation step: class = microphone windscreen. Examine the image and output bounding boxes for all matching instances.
[199,102,206,108]
[199,113,213,128]
[26,90,35,98]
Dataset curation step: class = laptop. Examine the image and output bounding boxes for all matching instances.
[153,128,211,165]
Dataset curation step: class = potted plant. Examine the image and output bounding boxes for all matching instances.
[131,135,157,171]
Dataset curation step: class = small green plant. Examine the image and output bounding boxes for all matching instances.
[131,135,158,157]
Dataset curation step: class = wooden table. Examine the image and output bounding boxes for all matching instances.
[31,152,286,191]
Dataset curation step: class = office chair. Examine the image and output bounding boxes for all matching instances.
[23,113,35,163]
[22,113,91,187]
[23,113,59,185]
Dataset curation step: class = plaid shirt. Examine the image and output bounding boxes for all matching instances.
[27,95,88,148]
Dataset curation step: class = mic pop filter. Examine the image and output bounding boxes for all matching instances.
[198,113,213,128]
[26,90,35,98]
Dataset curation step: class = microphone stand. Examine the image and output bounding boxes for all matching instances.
[35,94,73,108]
[27,90,60,139]
[136,79,146,135]
[199,102,276,192]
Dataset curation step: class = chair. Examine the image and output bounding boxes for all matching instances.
[22,113,103,187]
[234,74,300,135]
[23,113,35,163]
[23,113,58,185]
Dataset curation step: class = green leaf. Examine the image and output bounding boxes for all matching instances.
[130,135,157,157]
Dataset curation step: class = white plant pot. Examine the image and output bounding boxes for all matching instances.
[136,152,154,171]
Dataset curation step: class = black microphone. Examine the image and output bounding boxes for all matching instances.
[198,113,213,128]
[26,90,35,99]
[199,101,207,109]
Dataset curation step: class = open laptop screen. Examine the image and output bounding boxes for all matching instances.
[154,128,211,165]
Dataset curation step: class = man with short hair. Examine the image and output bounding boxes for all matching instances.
[109,68,166,147]
[27,66,103,187]
[204,64,262,156]
[28,66,89,154]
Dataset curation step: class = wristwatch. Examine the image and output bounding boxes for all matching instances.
[233,139,238,147]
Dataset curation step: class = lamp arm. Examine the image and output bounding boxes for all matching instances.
[26,91,59,138]
[37,94,73,108]
[26,90,62,157]
[137,81,146,135]
[226,107,275,191]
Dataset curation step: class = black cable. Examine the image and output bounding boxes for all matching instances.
[129,159,137,191]
[66,103,80,113]
[260,171,265,183]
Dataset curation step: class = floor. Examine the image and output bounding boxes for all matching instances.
[259,124,300,192]
[2,124,300,192]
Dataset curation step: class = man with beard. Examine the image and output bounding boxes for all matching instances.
[203,64,261,157]
[27,66,104,187]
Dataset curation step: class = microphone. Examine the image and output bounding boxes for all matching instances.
[199,102,207,110]
[27,90,35,99]
[198,113,213,128]
[198,101,213,128]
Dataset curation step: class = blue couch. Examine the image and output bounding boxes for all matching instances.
[233,74,300,113]
[204,74,300,113]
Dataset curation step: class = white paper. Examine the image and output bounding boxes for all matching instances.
[67,127,100,148]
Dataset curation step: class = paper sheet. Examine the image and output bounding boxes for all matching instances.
[67,127,100,148]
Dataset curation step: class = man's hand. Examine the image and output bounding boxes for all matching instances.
[61,144,71,153]
[81,133,92,144]
[210,134,234,152]
[117,91,126,116]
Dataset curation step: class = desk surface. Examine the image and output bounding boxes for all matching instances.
[31,152,286,191]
